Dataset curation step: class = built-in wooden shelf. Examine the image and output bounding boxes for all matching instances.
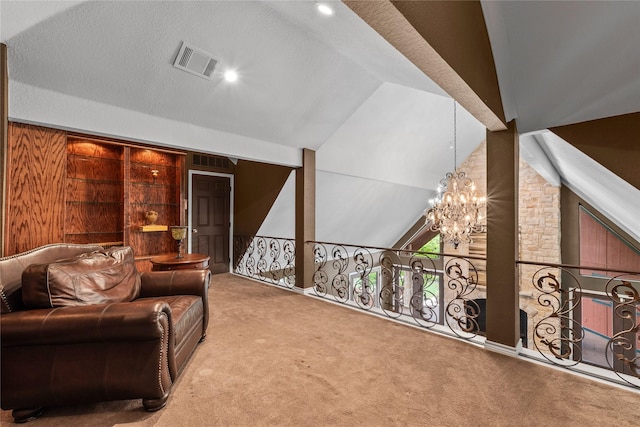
[3,123,186,258]
[139,225,169,232]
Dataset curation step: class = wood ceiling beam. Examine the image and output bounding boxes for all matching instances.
[344,0,507,132]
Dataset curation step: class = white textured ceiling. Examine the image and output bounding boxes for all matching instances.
[3,0,638,155]
[317,82,485,190]
[2,0,638,247]
[2,0,446,151]
[482,0,640,133]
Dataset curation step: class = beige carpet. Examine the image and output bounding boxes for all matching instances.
[2,273,639,426]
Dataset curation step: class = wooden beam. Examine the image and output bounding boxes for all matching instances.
[344,1,506,131]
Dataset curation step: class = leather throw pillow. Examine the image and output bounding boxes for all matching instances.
[22,246,141,308]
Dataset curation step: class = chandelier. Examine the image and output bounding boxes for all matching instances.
[426,101,486,249]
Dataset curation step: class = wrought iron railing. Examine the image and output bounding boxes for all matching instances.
[231,235,640,389]
[309,240,487,340]
[233,235,295,289]
[518,260,640,388]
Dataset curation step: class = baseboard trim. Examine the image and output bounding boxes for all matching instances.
[485,339,522,357]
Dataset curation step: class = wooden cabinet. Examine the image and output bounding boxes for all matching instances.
[128,147,184,264]
[65,137,124,246]
[5,123,185,264]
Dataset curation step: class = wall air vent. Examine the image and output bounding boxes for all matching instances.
[192,153,232,170]
[173,42,218,80]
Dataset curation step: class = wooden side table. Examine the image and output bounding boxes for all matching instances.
[150,253,210,271]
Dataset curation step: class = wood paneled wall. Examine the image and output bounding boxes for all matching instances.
[579,208,640,274]
[4,124,186,258]
[5,123,67,255]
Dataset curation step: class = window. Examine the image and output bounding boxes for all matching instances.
[416,234,441,258]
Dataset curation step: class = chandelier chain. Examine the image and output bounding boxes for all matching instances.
[453,100,457,171]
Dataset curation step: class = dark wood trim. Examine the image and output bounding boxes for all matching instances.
[66,131,187,156]
[1,43,8,256]
[123,146,131,249]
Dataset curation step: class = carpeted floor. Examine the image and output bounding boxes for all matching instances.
[2,273,639,426]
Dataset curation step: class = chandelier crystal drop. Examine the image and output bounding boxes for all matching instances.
[426,101,486,249]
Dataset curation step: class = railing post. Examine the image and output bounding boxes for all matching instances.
[295,149,315,288]
[486,120,521,352]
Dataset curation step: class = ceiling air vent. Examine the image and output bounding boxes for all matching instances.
[173,42,218,80]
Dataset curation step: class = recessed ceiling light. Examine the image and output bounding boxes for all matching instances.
[316,3,334,16]
[224,70,238,82]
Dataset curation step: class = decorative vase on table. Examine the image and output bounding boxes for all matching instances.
[170,226,188,258]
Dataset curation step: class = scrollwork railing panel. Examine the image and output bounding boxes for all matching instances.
[233,235,295,289]
[531,267,583,367]
[313,243,329,296]
[409,255,440,328]
[605,274,640,388]
[353,248,374,310]
[330,245,350,303]
[310,241,484,339]
[444,256,480,339]
[379,250,404,319]
[522,262,640,388]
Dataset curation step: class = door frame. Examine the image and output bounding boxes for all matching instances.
[188,170,234,272]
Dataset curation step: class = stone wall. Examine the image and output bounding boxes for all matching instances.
[455,140,561,264]
[448,140,561,348]
[517,155,561,349]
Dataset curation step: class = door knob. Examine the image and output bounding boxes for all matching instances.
[192,228,198,234]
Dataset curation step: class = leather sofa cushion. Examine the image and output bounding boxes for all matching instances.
[150,295,203,346]
[21,246,141,308]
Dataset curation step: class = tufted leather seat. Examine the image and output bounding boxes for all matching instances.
[0,244,211,422]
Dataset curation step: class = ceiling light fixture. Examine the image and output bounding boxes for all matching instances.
[316,3,334,16]
[224,70,238,82]
[426,101,486,249]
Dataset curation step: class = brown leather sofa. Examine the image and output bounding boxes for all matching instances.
[0,243,211,423]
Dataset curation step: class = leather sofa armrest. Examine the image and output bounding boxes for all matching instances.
[1,299,172,347]
[139,270,211,299]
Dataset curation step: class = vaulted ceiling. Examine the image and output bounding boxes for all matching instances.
[2,1,639,246]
